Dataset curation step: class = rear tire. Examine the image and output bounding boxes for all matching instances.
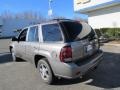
[37,58,54,84]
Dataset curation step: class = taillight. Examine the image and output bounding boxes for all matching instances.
[59,45,72,62]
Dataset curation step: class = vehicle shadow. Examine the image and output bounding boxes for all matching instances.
[0,52,13,64]
[0,52,26,63]
[53,52,120,89]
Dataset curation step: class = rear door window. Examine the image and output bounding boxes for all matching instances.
[28,26,39,42]
[42,24,63,42]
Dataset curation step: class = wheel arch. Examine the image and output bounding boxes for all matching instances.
[34,55,51,69]
[34,54,55,75]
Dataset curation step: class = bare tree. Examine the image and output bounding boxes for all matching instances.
[0,10,14,20]
[0,11,46,22]
[15,11,46,21]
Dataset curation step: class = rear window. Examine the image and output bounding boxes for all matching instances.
[61,21,82,41]
[61,21,95,42]
[42,24,63,42]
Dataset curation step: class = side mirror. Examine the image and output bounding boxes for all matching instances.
[12,37,18,41]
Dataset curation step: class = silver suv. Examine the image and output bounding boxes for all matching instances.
[10,19,103,84]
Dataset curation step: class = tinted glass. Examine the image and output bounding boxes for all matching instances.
[81,28,95,41]
[42,24,63,42]
[61,21,96,41]
[28,26,39,42]
[61,21,82,41]
[18,29,28,41]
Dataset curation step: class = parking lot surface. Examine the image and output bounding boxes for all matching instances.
[0,39,120,90]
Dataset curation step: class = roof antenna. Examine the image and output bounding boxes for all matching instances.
[48,0,53,19]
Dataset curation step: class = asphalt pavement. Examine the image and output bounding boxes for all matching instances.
[0,39,120,90]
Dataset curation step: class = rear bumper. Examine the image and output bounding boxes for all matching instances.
[54,50,103,79]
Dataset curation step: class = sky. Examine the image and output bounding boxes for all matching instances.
[0,0,88,19]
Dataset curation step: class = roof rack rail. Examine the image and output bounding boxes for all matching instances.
[52,18,72,21]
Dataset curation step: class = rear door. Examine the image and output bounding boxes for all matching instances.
[25,26,40,63]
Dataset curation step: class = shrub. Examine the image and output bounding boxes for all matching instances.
[99,28,120,39]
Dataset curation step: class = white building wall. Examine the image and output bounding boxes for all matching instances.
[88,4,120,29]
[89,12,120,29]
[74,0,119,13]
[87,4,120,17]
[74,0,120,29]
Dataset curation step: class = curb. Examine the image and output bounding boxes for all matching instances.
[103,43,120,47]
